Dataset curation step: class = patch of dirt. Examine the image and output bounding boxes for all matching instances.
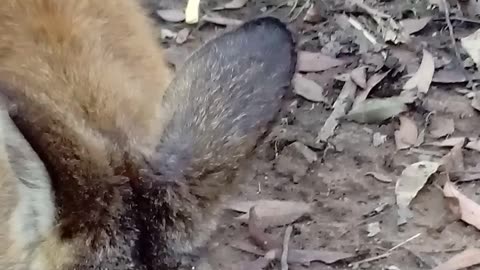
[149,0,480,269]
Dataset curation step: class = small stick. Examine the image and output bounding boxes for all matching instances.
[281,226,293,270]
[349,233,422,268]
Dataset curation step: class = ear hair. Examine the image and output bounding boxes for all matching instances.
[0,105,55,255]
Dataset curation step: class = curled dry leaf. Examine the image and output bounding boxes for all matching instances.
[394,116,418,150]
[365,172,393,183]
[317,78,357,142]
[400,17,432,35]
[461,28,480,68]
[213,0,248,10]
[345,95,414,124]
[432,248,480,270]
[429,116,455,139]
[351,66,367,89]
[292,74,327,103]
[440,141,465,173]
[353,70,390,108]
[298,51,347,72]
[202,13,243,26]
[367,222,381,237]
[395,161,440,225]
[226,200,313,228]
[175,28,190,44]
[156,9,186,23]
[403,49,435,95]
[443,181,480,230]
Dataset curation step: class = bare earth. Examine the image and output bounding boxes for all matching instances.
[148,0,480,269]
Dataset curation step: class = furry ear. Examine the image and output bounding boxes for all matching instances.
[0,103,54,254]
[144,16,296,195]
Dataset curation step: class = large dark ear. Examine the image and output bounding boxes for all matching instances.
[145,17,296,196]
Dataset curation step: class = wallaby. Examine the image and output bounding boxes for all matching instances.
[0,1,297,270]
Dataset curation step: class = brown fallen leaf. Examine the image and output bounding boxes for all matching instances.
[248,207,281,251]
[298,51,347,72]
[156,9,185,23]
[231,241,355,265]
[365,172,393,183]
[471,92,480,112]
[353,70,390,108]
[175,28,190,44]
[466,138,480,152]
[394,116,418,150]
[304,1,323,23]
[461,28,480,68]
[226,200,313,227]
[432,248,480,270]
[443,181,480,230]
[202,13,243,26]
[429,116,455,139]
[346,93,415,124]
[440,140,465,173]
[395,161,440,225]
[351,66,367,89]
[400,17,432,35]
[403,49,435,95]
[292,74,327,103]
[426,137,467,148]
[213,0,248,10]
[317,77,357,141]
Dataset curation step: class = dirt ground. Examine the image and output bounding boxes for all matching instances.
[146,0,480,269]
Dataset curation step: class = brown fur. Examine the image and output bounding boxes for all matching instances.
[0,1,297,269]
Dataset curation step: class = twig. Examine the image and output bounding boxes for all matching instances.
[349,233,422,268]
[287,0,299,16]
[289,0,311,22]
[281,226,293,270]
[442,0,473,87]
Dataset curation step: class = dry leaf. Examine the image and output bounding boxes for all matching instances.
[403,49,435,95]
[156,9,185,23]
[185,0,200,24]
[367,222,381,237]
[231,241,355,265]
[202,13,243,26]
[351,66,367,89]
[443,181,480,230]
[471,92,480,112]
[433,69,470,83]
[400,17,432,35]
[395,161,440,225]
[440,140,465,172]
[248,207,281,250]
[345,95,414,124]
[461,28,480,68]
[292,74,327,103]
[160,29,177,39]
[458,173,480,182]
[175,28,190,44]
[466,138,480,152]
[372,132,387,147]
[432,248,480,270]
[427,137,467,147]
[317,78,357,141]
[298,51,347,72]
[227,200,312,227]
[429,116,455,138]
[304,2,323,23]
[365,172,393,183]
[213,0,248,10]
[394,116,418,150]
[353,70,390,108]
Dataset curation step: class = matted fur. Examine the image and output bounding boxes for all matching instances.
[0,1,297,269]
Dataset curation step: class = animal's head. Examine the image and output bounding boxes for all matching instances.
[0,17,296,269]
